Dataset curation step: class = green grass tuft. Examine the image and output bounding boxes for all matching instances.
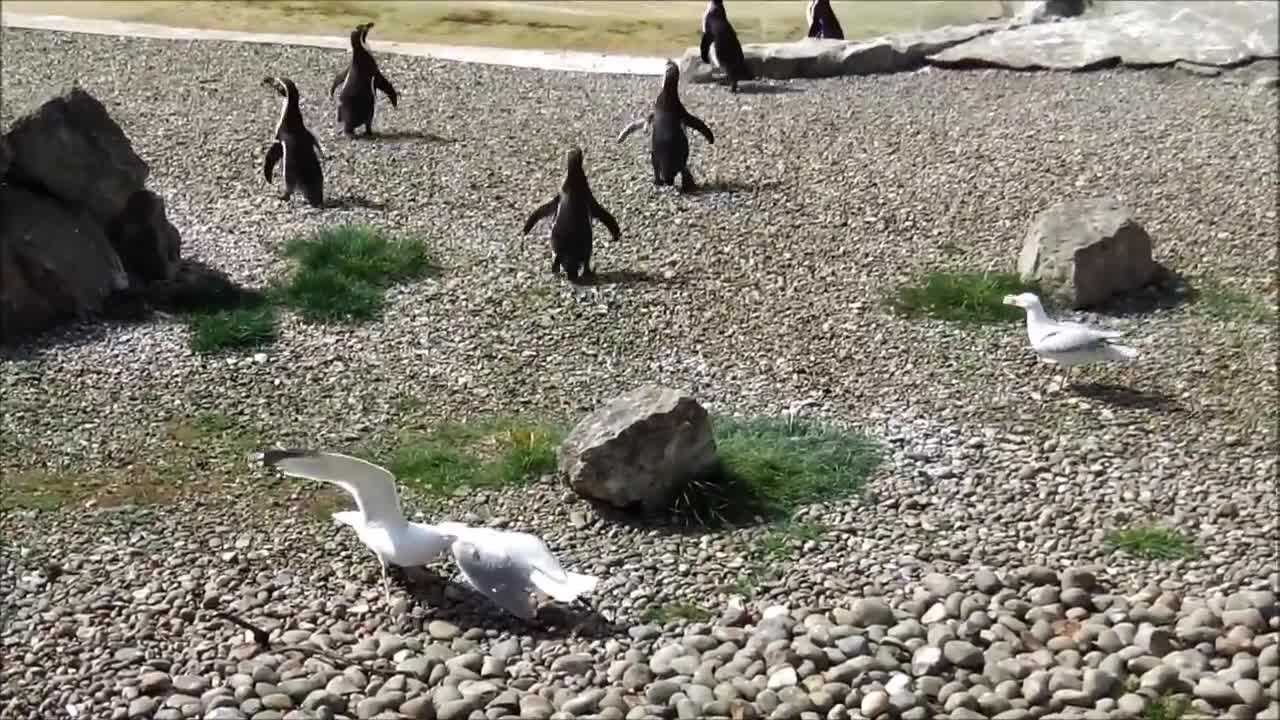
[641,603,713,625]
[1196,281,1276,324]
[276,224,438,324]
[389,418,562,496]
[1144,693,1190,720]
[889,271,1037,323]
[1104,525,1197,561]
[671,416,879,529]
[185,305,278,354]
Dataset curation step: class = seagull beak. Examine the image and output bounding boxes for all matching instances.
[1001,295,1020,307]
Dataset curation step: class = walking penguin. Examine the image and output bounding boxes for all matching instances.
[521,148,622,283]
[617,59,715,193]
[330,22,399,136]
[262,76,324,208]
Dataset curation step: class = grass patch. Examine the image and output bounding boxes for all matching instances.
[1104,525,1196,561]
[1144,693,1190,720]
[761,520,827,559]
[1196,281,1276,324]
[0,471,71,511]
[388,418,563,496]
[0,467,183,511]
[274,224,437,324]
[186,305,278,353]
[888,271,1037,324]
[671,416,879,529]
[641,603,713,625]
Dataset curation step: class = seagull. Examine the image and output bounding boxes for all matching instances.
[262,449,452,605]
[1002,292,1139,389]
[437,521,599,621]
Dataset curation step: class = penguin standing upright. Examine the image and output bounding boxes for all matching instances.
[330,22,399,136]
[262,76,324,208]
[700,0,754,93]
[521,148,621,284]
[617,60,715,193]
[806,0,845,40]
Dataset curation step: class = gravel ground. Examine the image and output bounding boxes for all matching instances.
[2,28,1278,720]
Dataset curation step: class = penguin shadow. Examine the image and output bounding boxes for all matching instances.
[733,81,805,95]
[585,269,685,287]
[687,178,781,196]
[325,194,391,211]
[395,569,626,640]
[1070,382,1185,414]
[351,129,458,144]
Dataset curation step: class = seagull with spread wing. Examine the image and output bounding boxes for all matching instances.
[436,521,599,621]
[263,449,452,606]
[1003,292,1139,388]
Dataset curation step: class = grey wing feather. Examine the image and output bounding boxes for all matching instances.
[454,545,538,619]
[264,141,282,182]
[1035,326,1122,354]
[263,449,403,524]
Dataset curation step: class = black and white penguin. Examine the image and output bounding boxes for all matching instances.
[700,0,754,93]
[521,148,621,284]
[617,60,715,193]
[329,22,399,136]
[805,0,845,40]
[262,76,324,208]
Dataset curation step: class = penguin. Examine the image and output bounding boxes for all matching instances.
[330,22,399,136]
[521,148,621,284]
[700,0,754,93]
[617,59,715,193]
[262,76,324,208]
[805,0,845,40]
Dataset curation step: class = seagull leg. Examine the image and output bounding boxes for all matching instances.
[379,556,393,606]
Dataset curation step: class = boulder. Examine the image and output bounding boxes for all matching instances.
[1016,0,1092,24]
[559,385,719,513]
[0,185,129,342]
[107,190,182,284]
[4,86,149,223]
[680,23,1003,82]
[1017,197,1157,309]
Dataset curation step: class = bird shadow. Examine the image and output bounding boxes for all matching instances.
[354,129,458,144]
[398,571,629,640]
[585,269,684,287]
[326,194,391,211]
[688,178,779,196]
[1070,381,1186,413]
[735,81,804,95]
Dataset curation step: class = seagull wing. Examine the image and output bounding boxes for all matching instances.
[451,540,538,619]
[1034,325,1125,355]
[496,530,599,603]
[263,449,404,525]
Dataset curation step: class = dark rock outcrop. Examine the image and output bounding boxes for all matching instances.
[1,86,183,344]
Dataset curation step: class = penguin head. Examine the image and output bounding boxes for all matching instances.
[566,147,584,172]
[262,76,299,103]
[663,59,680,85]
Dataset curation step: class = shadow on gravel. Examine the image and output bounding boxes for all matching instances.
[1072,382,1186,413]
[735,82,805,95]
[587,269,685,287]
[326,195,391,211]
[690,178,780,196]
[0,259,262,359]
[1094,264,1198,317]
[397,570,630,639]
[357,129,458,144]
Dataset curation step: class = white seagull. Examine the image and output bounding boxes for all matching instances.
[1002,292,1139,387]
[437,521,599,620]
[263,449,452,605]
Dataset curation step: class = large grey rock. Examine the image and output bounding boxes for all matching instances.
[106,189,182,284]
[5,86,149,222]
[0,185,129,342]
[1017,197,1157,309]
[680,23,1003,82]
[932,1,1279,70]
[559,385,718,513]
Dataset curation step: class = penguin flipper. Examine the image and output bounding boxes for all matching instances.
[330,68,348,99]
[374,71,398,107]
[589,198,621,243]
[264,141,283,182]
[699,31,713,65]
[617,114,651,143]
[522,197,559,235]
[682,111,714,145]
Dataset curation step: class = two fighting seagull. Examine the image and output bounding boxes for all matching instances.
[261,449,598,621]
[1002,292,1140,389]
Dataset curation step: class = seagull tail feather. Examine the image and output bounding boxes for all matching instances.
[530,569,599,602]
[1103,342,1139,362]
